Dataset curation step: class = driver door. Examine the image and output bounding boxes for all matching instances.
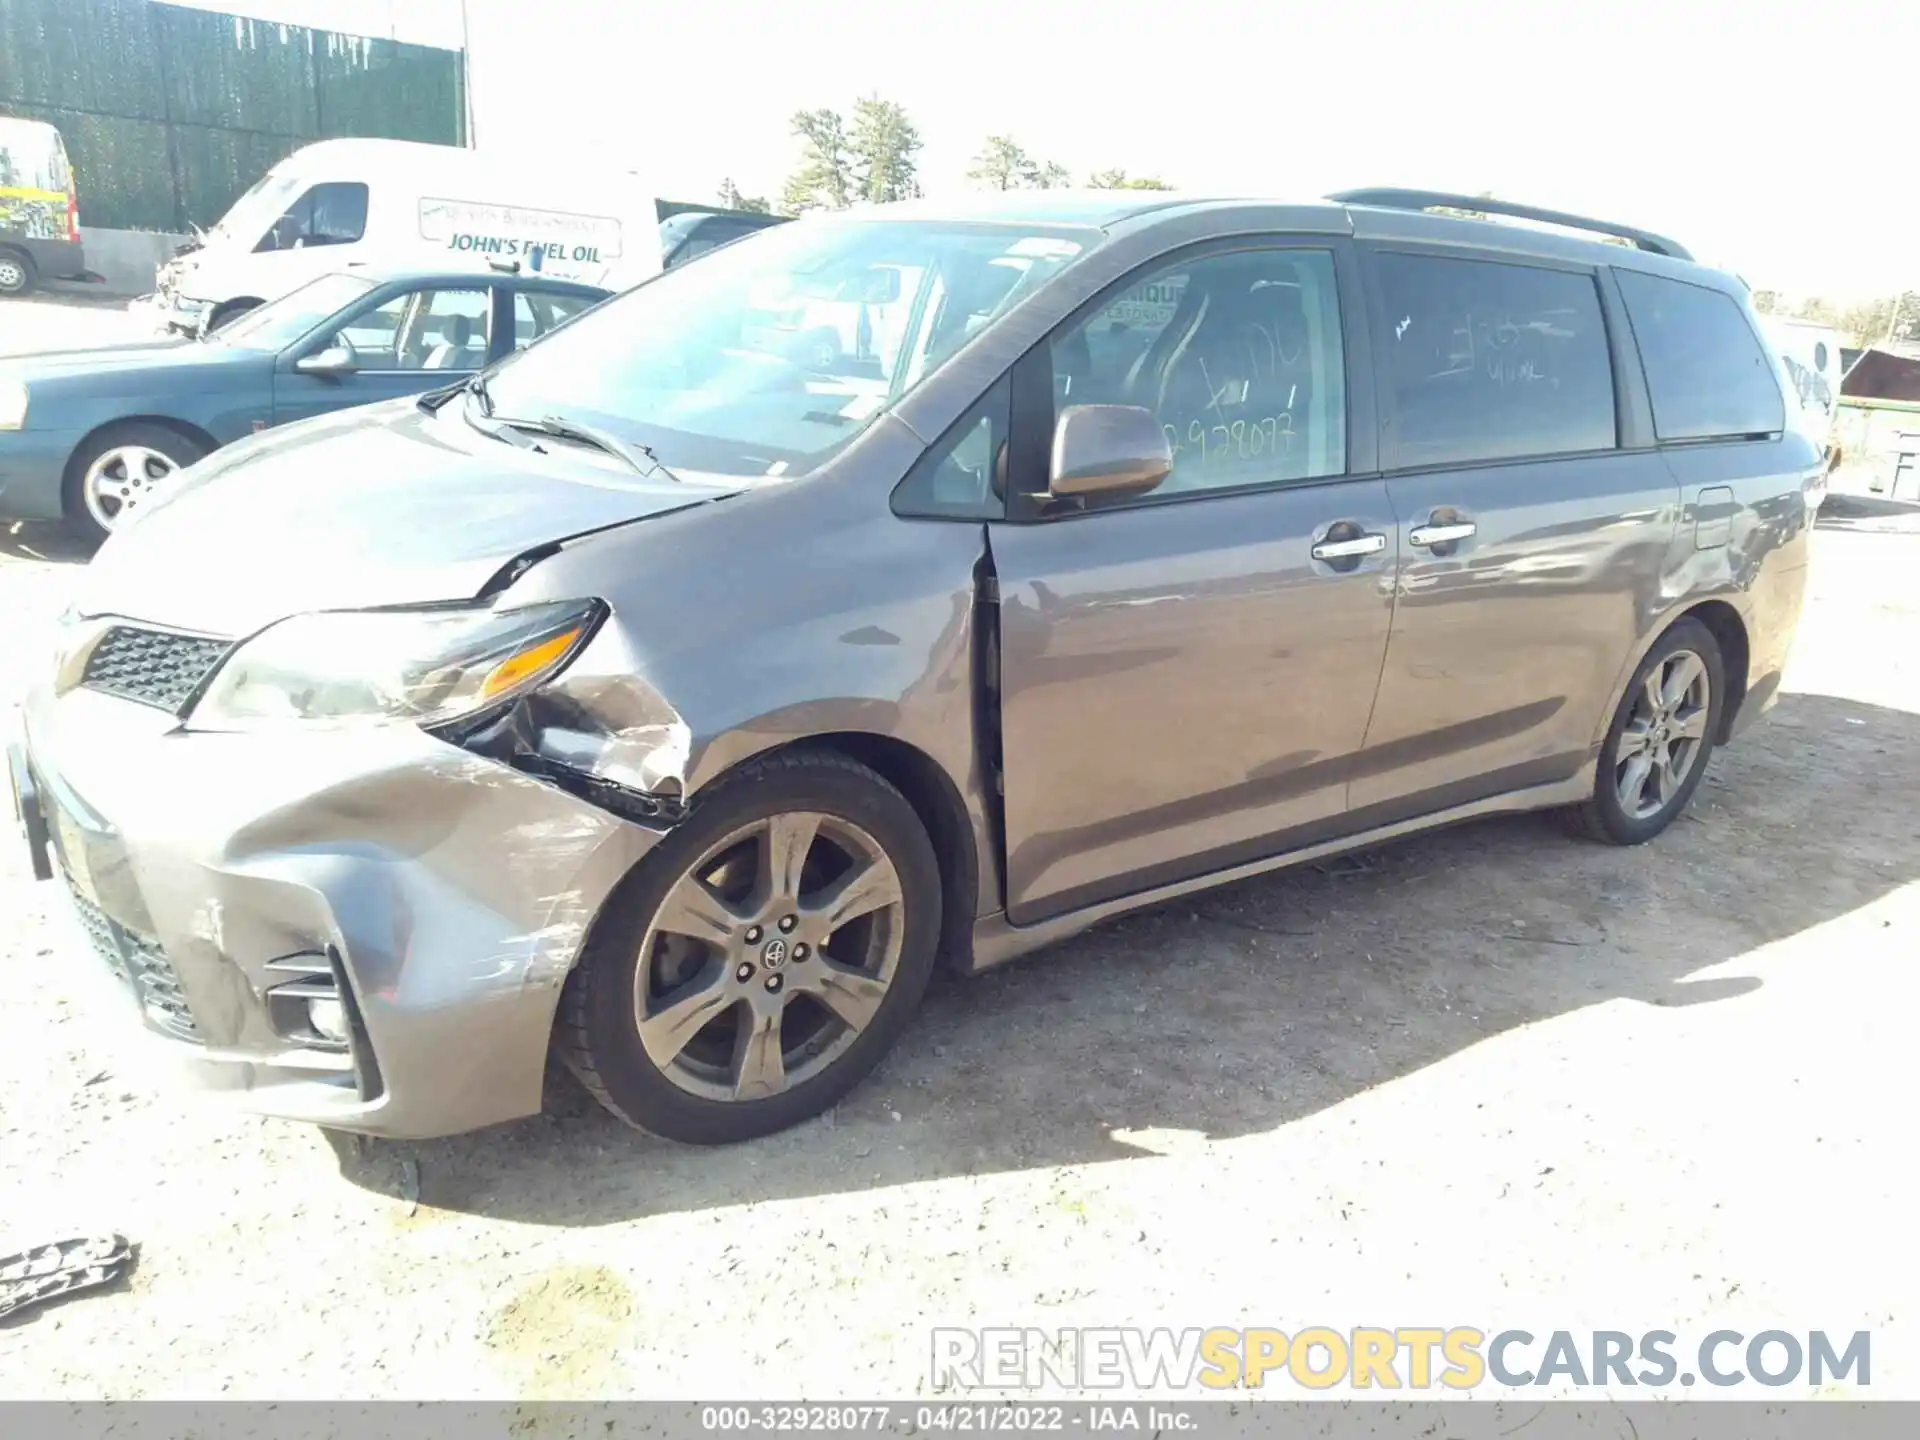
[987,241,1398,923]
[273,283,495,425]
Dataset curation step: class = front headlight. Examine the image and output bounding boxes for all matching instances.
[186,599,602,731]
[0,380,28,431]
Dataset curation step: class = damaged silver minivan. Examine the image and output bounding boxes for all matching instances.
[10,190,1821,1142]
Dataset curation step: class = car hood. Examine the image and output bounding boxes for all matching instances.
[0,337,253,383]
[73,398,741,637]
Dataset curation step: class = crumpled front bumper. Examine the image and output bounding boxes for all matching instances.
[127,288,211,336]
[15,680,664,1138]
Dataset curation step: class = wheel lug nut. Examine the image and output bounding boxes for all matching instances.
[793,943,809,961]
[764,974,783,994]
[745,926,762,944]
[735,962,755,983]
[779,915,797,933]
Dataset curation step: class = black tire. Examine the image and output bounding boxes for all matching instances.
[62,420,210,544]
[557,748,942,1144]
[1563,617,1726,845]
[206,298,262,333]
[0,248,36,298]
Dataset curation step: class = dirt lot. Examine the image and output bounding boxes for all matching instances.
[2,294,1917,1401]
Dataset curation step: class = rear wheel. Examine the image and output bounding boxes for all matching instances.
[63,421,209,543]
[1564,617,1725,845]
[557,749,941,1143]
[0,248,35,297]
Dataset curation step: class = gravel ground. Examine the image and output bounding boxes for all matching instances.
[1,294,1917,1402]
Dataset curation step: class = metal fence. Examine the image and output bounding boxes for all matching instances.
[0,0,464,232]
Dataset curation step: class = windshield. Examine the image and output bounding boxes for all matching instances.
[214,272,377,348]
[481,216,1094,478]
[209,169,303,243]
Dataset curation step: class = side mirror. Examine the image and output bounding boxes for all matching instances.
[1049,404,1172,499]
[295,344,356,377]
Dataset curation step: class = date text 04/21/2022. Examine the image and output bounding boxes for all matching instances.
[699,1406,1190,1432]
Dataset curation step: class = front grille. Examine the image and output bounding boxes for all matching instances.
[81,626,232,712]
[66,880,200,1041]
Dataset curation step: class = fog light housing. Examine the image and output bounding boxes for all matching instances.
[306,996,350,1046]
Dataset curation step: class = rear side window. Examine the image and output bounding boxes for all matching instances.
[1374,253,1616,469]
[1616,270,1784,442]
[512,289,598,350]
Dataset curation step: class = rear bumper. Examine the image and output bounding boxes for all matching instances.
[15,675,664,1138]
[0,428,81,521]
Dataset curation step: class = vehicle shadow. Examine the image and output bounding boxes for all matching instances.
[332,688,1920,1222]
[0,521,94,564]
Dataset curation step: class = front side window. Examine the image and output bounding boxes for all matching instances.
[255,182,369,252]
[1374,253,1616,469]
[1617,270,1786,442]
[1047,247,1347,497]
[214,272,377,349]
[479,217,1092,479]
[318,286,490,370]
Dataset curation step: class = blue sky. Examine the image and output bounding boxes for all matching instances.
[171,0,1918,299]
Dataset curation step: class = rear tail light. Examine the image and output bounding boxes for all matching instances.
[67,191,80,242]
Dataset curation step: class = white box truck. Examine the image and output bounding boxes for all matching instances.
[132,138,666,334]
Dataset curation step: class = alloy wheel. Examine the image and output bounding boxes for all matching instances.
[632,811,907,1102]
[1613,647,1712,820]
[83,445,180,531]
[0,257,27,293]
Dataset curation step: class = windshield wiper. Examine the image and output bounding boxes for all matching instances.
[424,371,491,416]
[501,413,682,483]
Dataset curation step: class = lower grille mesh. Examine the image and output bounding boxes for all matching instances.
[66,881,200,1041]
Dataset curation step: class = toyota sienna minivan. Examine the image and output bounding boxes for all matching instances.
[10,188,1821,1143]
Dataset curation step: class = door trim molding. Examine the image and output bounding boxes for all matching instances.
[994,749,1587,935]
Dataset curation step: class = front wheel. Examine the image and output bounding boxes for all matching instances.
[63,421,209,543]
[1564,617,1726,845]
[557,749,942,1143]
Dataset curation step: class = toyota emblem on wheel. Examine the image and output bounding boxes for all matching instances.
[761,938,788,969]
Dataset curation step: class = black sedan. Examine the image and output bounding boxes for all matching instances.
[0,266,608,540]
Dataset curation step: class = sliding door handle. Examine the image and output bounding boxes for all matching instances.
[1310,532,1387,561]
[1409,521,1476,548]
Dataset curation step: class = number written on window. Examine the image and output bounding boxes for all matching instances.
[1375,253,1616,469]
[1050,248,1346,499]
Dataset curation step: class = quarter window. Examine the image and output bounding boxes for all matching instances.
[1616,270,1785,442]
[1374,253,1616,469]
[892,376,1009,520]
[1047,248,1346,498]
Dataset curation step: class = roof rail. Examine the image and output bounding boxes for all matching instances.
[1327,188,1692,261]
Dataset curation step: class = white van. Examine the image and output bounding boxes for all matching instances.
[133,138,665,334]
[1760,314,1843,441]
[0,116,92,297]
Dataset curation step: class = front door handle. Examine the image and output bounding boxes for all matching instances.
[1409,521,1477,548]
[1310,532,1387,561]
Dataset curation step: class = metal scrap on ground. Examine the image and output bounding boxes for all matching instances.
[0,1235,133,1322]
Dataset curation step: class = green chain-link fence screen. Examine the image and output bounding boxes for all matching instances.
[0,0,464,231]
